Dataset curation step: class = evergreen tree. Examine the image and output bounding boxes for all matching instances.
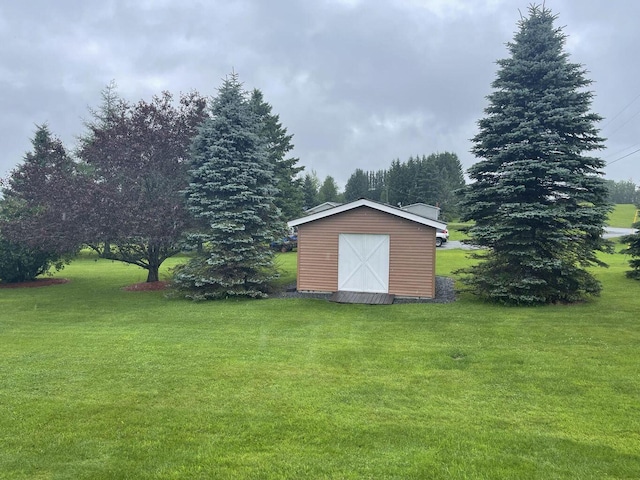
[0,227,65,283]
[621,202,640,280]
[404,156,421,204]
[171,72,284,300]
[459,5,611,305]
[386,159,404,206]
[419,152,466,220]
[370,170,388,202]
[302,171,320,209]
[317,176,341,203]
[0,125,75,281]
[85,80,122,132]
[621,221,640,280]
[1,125,81,254]
[344,168,370,201]
[249,89,304,220]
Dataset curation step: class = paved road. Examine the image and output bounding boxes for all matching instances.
[440,227,638,250]
[603,227,638,239]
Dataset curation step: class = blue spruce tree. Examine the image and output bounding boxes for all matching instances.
[171,73,284,299]
[460,5,612,305]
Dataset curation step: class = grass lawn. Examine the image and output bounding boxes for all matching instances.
[445,222,472,241]
[608,203,639,228]
[1,249,640,479]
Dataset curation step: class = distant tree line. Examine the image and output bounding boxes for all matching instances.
[605,179,639,204]
[301,172,343,208]
[342,152,465,220]
[300,152,466,221]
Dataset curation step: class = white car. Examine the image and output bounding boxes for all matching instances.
[436,228,449,247]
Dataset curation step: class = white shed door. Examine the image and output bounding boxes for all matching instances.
[338,234,390,293]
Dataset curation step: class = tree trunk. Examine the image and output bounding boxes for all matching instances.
[146,245,161,282]
[146,267,159,283]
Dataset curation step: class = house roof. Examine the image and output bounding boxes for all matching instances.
[403,202,439,209]
[303,201,343,215]
[288,198,448,230]
[401,203,440,220]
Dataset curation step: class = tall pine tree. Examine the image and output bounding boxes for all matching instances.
[302,171,320,210]
[2,124,81,254]
[171,73,284,300]
[249,89,304,220]
[460,5,611,305]
[344,168,370,202]
[317,176,342,203]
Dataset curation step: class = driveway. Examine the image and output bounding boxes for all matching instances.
[440,240,476,250]
[603,227,638,239]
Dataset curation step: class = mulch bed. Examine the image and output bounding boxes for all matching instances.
[0,278,70,289]
[0,278,169,291]
[122,281,168,291]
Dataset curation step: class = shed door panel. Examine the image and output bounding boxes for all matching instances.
[338,234,389,293]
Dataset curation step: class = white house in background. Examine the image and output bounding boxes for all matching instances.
[400,203,440,221]
[303,201,343,215]
[305,201,441,221]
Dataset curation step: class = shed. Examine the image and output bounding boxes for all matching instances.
[288,199,447,299]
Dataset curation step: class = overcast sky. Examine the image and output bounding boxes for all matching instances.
[1,0,638,188]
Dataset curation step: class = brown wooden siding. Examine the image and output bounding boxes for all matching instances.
[296,206,436,297]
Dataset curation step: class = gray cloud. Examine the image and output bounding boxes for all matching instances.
[1,0,638,187]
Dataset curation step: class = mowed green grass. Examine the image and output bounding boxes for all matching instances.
[608,203,639,228]
[447,203,639,238]
[1,249,639,479]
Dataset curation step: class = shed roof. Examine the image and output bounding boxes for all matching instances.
[288,198,448,230]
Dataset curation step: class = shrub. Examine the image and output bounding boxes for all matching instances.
[0,235,65,283]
